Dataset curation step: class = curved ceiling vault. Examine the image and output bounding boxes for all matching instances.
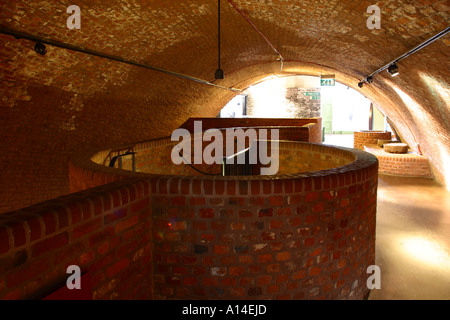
[0,0,449,212]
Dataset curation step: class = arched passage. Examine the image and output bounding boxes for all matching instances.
[1,1,449,214]
[0,0,449,302]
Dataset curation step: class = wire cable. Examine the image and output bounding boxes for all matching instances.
[227,0,285,71]
[0,25,242,93]
[359,27,450,85]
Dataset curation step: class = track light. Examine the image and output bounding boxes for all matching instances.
[388,63,399,76]
[34,41,47,55]
[357,27,450,89]
[358,75,373,88]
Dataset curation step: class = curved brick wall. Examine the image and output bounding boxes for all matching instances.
[354,131,392,150]
[277,142,356,175]
[364,145,432,178]
[85,135,354,179]
[0,178,155,300]
[1,137,378,300]
[150,151,379,300]
[69,140,377,300]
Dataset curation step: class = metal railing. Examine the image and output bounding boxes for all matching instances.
[108,151,137,172]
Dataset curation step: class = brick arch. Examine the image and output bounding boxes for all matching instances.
[208,53,450,188]
[0,0,449,214]
[217,61,417,146]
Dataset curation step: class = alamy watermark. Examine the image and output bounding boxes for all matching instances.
[67,5,81,30]
[65,5,380,31]
[171,121,280,175]
[367,5,381,30]
[367,265,381,289]
[66,265,81,290]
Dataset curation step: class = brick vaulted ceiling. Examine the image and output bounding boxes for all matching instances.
[0,0,449,212]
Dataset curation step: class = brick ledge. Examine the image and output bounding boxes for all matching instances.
[364,144,432,178]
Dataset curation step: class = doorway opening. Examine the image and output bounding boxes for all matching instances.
[219,75,393,148]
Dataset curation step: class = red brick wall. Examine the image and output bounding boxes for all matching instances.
[277,142,356,175]
[1,140,378,300]
[364,146,432,178]
[151,148,378,300]
[0,178,153,300]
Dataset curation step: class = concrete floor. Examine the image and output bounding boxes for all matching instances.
[368,175,450,300]
[323,134,449,299]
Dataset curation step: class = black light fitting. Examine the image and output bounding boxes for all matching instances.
[387,63,399,77]
[34,41,47,55]
[357,27,449,88]
[215,68,224,80]
[215,0,224,80]
[0,26,242,92]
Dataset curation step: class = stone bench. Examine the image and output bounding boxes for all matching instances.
[384,143,409,154]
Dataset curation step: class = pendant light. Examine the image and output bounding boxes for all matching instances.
[215,0,224,79]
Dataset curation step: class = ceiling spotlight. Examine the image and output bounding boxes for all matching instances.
[366,76,374,83]
[388,63,399,76]
[358,81,364,88]
[34,41,47,55]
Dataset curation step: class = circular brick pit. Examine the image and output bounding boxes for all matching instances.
[86,131,357,178]
[151,167,378,299]
[354,131,392,150]
[67,133,379,300]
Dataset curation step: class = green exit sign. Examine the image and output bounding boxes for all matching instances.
[321,79,335,86]
[304,92,321,100]
[321,74,336,87]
